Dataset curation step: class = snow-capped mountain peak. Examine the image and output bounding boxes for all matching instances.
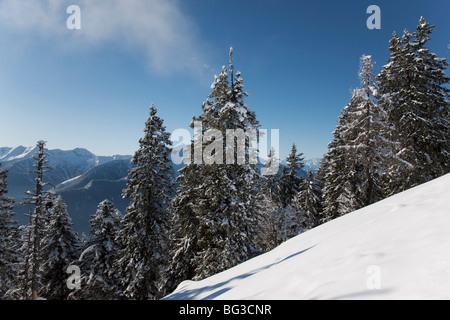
[0,146,38,161]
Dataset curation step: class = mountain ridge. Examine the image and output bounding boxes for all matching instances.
[0,146,133,234]
[1,145,320,235]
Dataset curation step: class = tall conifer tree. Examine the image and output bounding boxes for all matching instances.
[20,141,53,300]
[0,164,20,298]
[40,196,80,300]
[169,48,262,285]
[293,171,322,229]
[321,55,387,221]
[377,18,449,194]
[72,200,121,300]
[117,104,175,300]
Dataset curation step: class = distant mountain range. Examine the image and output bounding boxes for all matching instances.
[278,157,322,176]
[0,146,133,235]
[303,158,322,173]
[1,146,320,235]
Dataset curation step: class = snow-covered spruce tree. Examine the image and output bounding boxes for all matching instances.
[279,144,305,208]
[0,164,20,299]
[40,196,80,300]
[165,146,202,294]
[277,143,305,239]
[169,48,262,284]
[256,147,283,252]
[321,105,360,221]
[377,18,449,195]
[70,200,121,300]
[257,144,305,249]
[195,50,262,281]
[20,140,54,300]
[117,104,175,300]
[311,158,326,216]
[343,55,385,207]
[293,171,322,230]
[321,55,387,221]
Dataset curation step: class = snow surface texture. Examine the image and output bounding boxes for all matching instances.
[165,173,450,300]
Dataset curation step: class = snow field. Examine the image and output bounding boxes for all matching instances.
[166,173,450,300]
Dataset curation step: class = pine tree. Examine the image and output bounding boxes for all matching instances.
[343,55,385,206]
[200,49,262,280]
[117,104,175,300]
[165,150,202,293]
[260,147,282,210]
[40,196,80,300]
[256,144,303,250]
[169,48,262,284]
[20,140,53,300]
[274,143,305,240]
[321,55,387,221]
[71,200,121,300]
[0,164,20,299]
[377,18,450,194]
[256,147,283,252]
[278,144,305,209]
[293,171,322,229]
[321,102,361,221]
[308,158,326,223]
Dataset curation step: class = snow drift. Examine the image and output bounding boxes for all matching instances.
[165,173,450,300]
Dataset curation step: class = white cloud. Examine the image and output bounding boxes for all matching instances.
[0,0,208,75]
[0,0,64,33]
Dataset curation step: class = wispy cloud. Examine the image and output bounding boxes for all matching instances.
[0,0,208,75]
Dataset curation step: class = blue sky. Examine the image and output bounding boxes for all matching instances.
[0,0,448,160]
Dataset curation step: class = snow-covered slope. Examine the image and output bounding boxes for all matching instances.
[165,173,450,300]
